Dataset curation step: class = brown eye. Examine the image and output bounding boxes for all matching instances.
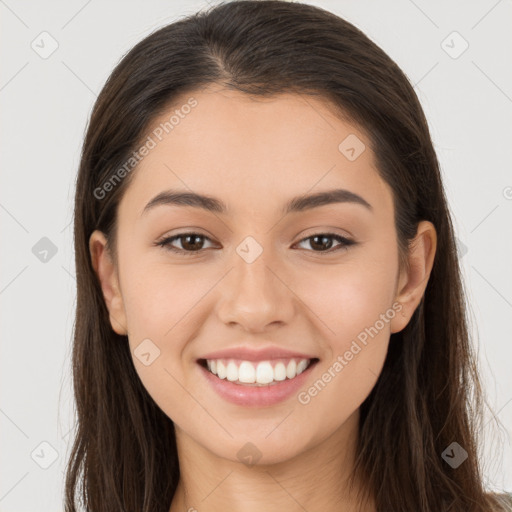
[156,233,215,255]
[295,233,355,253]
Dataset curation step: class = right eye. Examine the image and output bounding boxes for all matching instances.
[155,232,216,255]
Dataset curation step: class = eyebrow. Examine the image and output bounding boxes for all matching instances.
[141,188,373,217]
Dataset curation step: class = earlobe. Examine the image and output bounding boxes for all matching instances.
[390,220,437,333]
[89,230,128,336]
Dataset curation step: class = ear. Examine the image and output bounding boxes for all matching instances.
[89,230,128,336]
[390,220,437,334]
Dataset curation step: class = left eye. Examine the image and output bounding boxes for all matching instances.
[156,232,355,255]
[294,233,354,253]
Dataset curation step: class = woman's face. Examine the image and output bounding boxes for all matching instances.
[91,85,431,465]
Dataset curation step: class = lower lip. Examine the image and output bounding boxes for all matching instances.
[198,360,318,407]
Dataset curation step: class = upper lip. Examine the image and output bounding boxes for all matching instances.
[198,346,318,362]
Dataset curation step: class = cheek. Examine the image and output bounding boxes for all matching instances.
[293,270,395,434]
[120,258,207,341]
[295,254,399,344]
[291,256,396,413]
[119,259,215,405]
[119,263,198,421]
[294,335,387,448]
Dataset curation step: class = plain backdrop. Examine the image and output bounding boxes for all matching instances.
[1,0,511,510]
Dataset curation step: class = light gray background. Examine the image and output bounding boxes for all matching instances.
[1,0,511,510]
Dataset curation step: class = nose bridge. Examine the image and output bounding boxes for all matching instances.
[232,234,279,300]
[215,234,295,329]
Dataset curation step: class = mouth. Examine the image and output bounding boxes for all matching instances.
[197,357,320,386]
[197,356,320,407]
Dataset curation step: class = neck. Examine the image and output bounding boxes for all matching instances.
[169,410,375,512]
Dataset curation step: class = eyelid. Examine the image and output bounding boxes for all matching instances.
[155,231,217,254]
[154,227,214,245]
[296,225,355,240]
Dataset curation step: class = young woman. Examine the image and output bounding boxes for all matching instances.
[65,1,511,511]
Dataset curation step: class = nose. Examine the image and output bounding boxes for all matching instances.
[216,243,296,332]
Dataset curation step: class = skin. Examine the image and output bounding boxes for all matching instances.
[90,84,437,512]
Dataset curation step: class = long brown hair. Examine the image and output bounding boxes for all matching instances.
[65,1,510,510]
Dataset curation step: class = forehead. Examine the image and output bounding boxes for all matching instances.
[118,86,392,218]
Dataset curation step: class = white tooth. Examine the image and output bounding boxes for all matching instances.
[296,359,308,375]
[238,361,256,383]
[226,361,239,382]
[216,360,227,379]
[286,359,297,379]
[209,358,311,384]
[273,362,287,381]
[256,361,274,384]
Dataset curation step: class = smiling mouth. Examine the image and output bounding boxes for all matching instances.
[197,357,320,386]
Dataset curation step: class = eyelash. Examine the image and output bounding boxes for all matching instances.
[155,232,355,256]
